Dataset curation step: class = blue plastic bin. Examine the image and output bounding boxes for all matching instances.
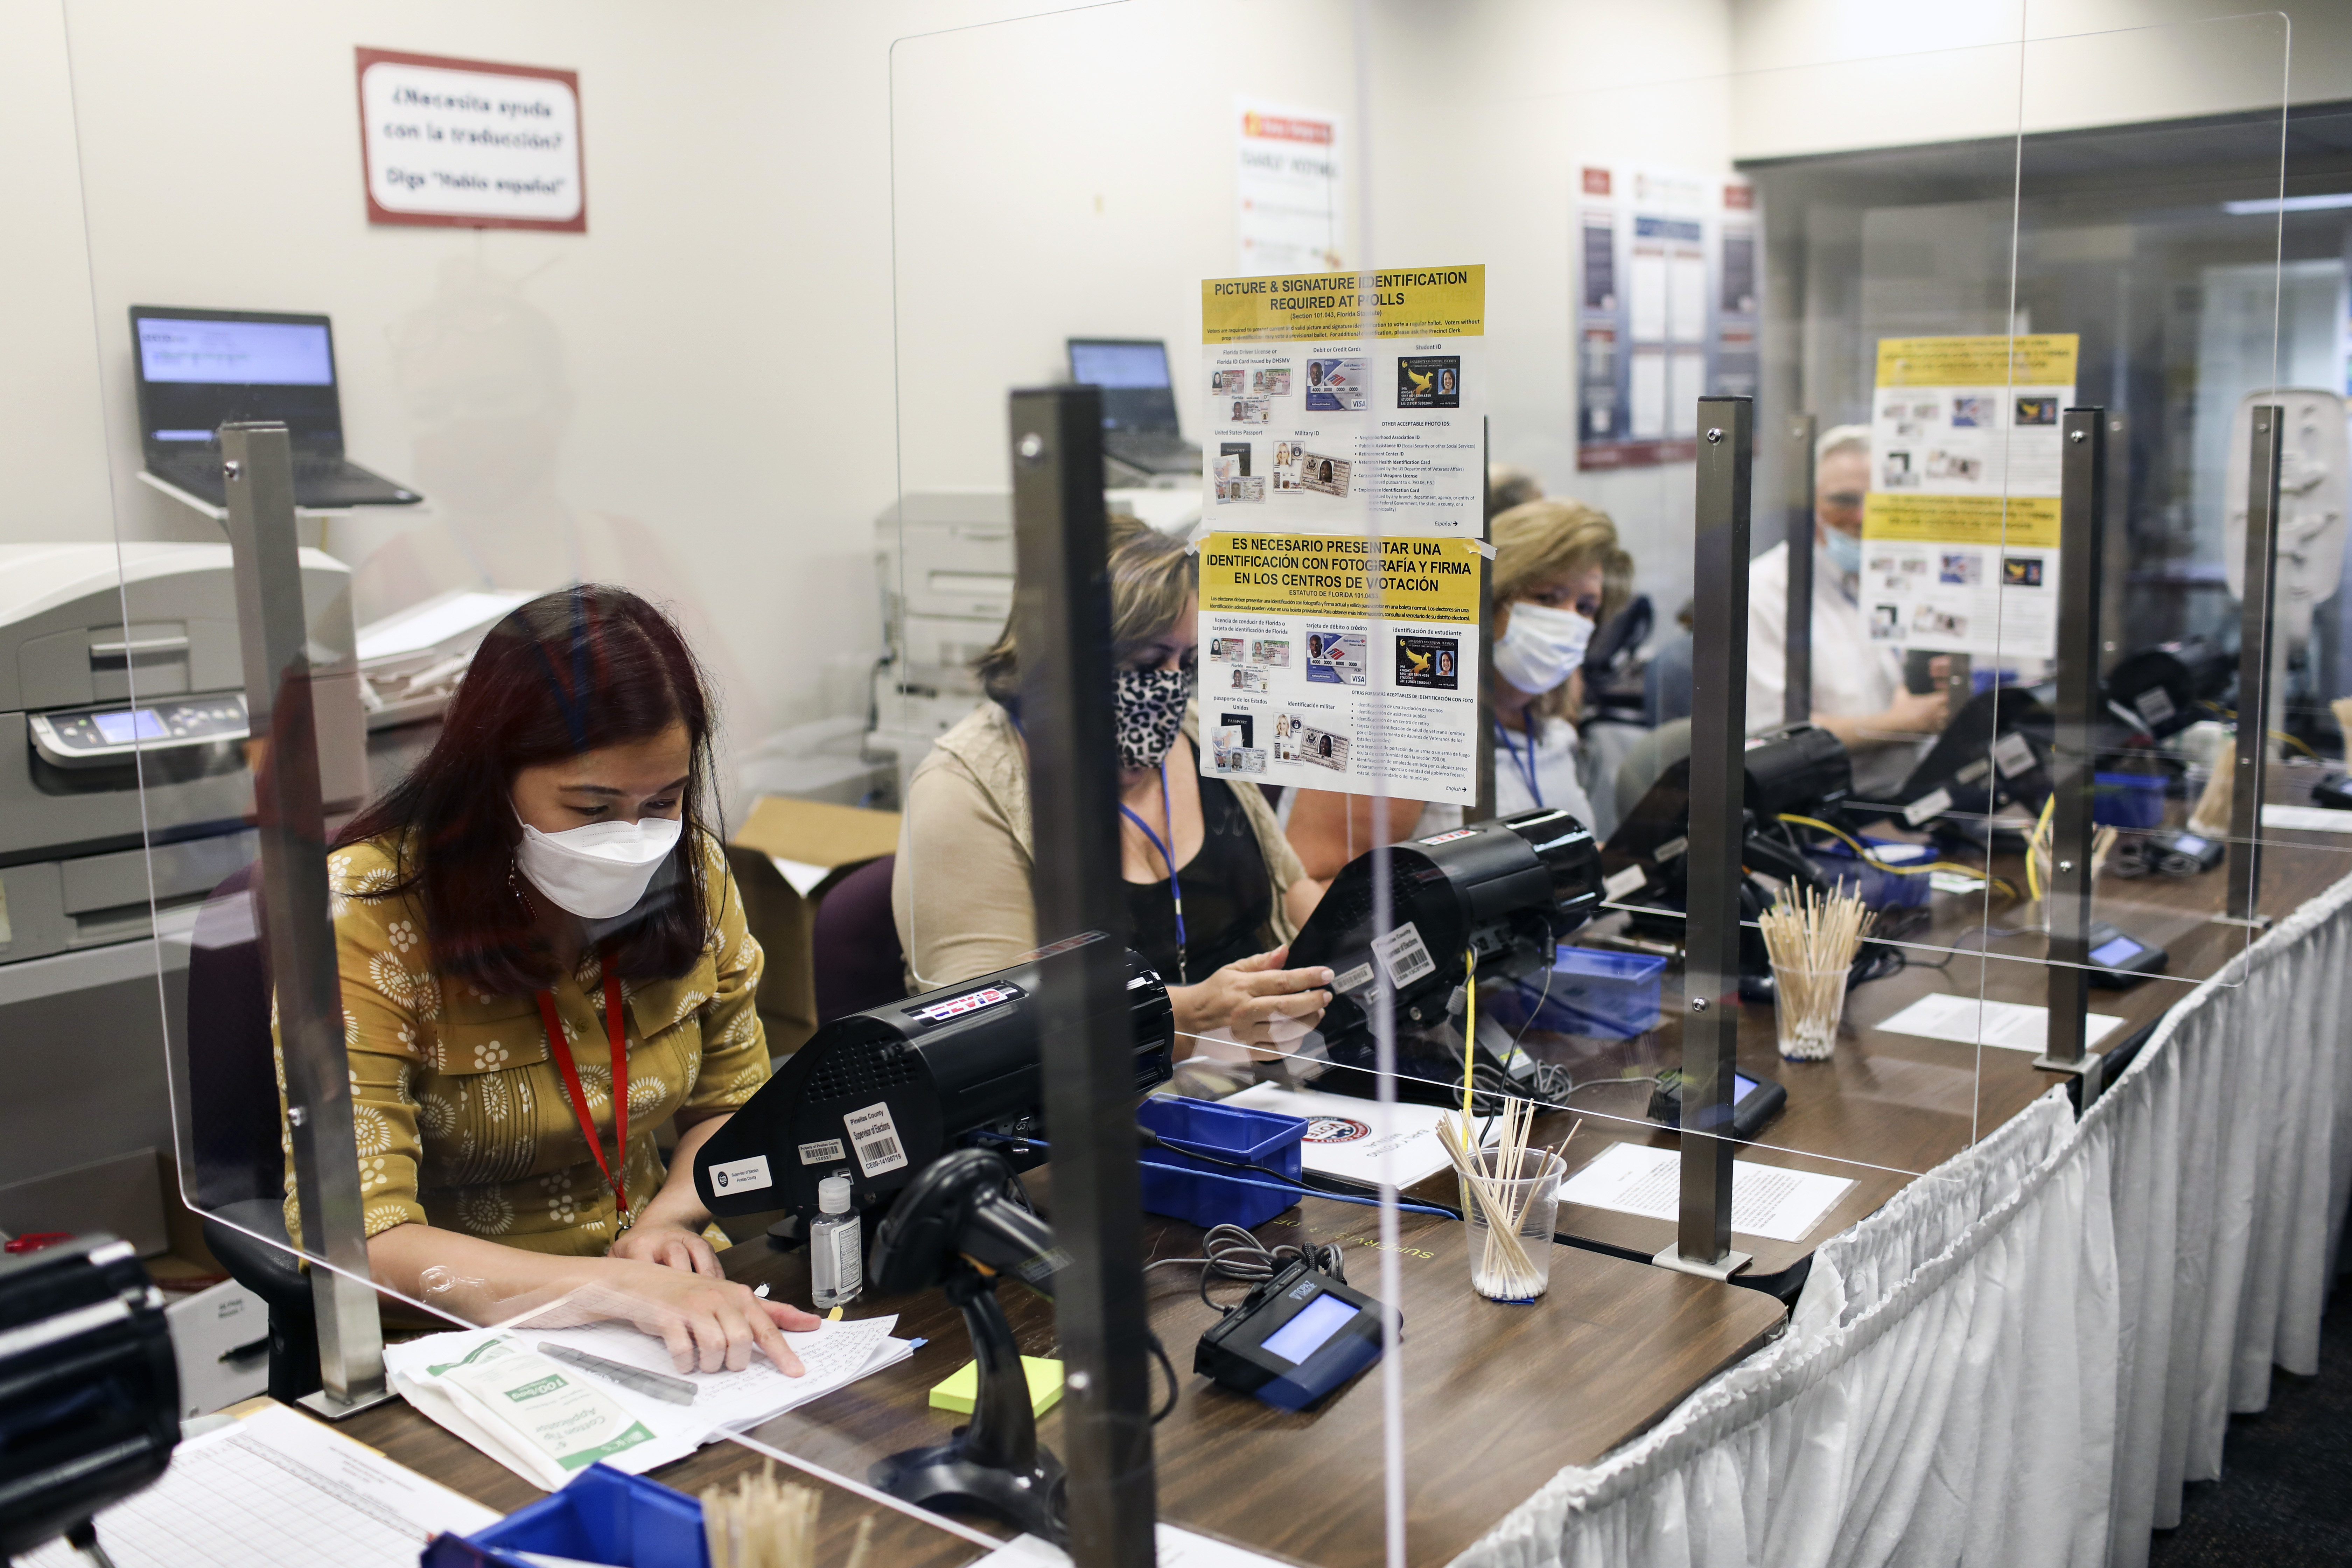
[1808,836,1934,911]
[1137,1096,1306,1229]
[1504,946,1666,1039]
[2094,771,2166,829]
[425,1464,707,1568]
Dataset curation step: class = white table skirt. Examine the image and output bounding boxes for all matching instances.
[1462,867,2352,1568]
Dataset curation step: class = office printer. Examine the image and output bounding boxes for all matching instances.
[0,544,362,964]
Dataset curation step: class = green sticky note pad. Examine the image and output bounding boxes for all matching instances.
[929,1356,1064,1416]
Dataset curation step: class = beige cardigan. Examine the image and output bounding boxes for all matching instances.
[891,701,1306,992]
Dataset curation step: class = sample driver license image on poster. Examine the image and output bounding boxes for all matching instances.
[1201,266,1486,538]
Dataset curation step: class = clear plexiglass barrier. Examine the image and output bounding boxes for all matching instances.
[0,1,2314,1563]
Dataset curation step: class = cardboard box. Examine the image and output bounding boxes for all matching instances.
[725,796,901,1056]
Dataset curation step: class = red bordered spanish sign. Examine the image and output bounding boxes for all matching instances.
[355,48,587,232]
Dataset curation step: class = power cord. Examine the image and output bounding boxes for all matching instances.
[1146,1221,1350,1313]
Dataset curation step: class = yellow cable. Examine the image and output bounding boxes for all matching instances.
[1776,814,2016,898]
[2026,791,2056,902]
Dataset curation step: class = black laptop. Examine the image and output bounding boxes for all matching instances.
[1068,337,1200,476]
[131,306,421,509]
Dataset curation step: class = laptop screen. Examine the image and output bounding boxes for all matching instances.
[1068,338,1179,433]
[130,307,344,451]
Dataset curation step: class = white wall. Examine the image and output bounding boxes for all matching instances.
[1732,0,2352,159]
[10,0,2319,746]
[0,0,1059,750]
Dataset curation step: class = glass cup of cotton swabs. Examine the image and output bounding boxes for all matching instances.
[1436,1098,1578,1302]
[1760,884,1874,1062]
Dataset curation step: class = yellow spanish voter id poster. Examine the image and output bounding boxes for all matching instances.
[1196,531,1483,807]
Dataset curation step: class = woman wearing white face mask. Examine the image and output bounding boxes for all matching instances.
[284,586,822,1378]
[1484,500,1630,823]
[1283,499,1629,881]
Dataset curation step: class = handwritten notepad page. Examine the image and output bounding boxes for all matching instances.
[383,1312,911,1489]
[1558,1142,1855,1243]
[21,1402,497,1568]
[1875,992,2124,1055]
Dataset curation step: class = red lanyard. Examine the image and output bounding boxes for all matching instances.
[536,962,631,1225]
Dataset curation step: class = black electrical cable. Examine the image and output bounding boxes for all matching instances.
[1144,1329,1179,1422]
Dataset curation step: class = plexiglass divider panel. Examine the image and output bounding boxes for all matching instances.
[23,2,2311,1561]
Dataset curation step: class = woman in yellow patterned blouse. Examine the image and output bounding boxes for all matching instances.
[284,586,820,1375]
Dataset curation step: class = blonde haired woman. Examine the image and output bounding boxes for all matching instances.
[892,514,1329,1053]
[1286,498,1631,877]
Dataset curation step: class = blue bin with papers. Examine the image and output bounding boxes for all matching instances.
[428,1463,707,1568]
[1137,1095,1306,1230]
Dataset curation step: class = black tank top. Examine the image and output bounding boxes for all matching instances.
[1122,773,1274,986]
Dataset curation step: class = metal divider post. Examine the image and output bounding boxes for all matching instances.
[1660,396,1754,1281]
[1783,413,1816,728]
[219,422,392,1417]
[2036,408,2108,1079]
[2225,405,2283,928]
[1006,387,1156,1567]
[1476,416,1495,822]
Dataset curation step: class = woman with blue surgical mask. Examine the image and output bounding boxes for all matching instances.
[1746,426,1946,800]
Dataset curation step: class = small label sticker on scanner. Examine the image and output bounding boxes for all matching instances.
[1955,758,1990,785]
[2135,686,2176,726]
[1603,865,1648,901]
[796,1139,846,1166]
[1370,922,1437,989]
[1993,730,2035,778]
[1419,828,1477,845]
[1904,786,1953,826]
[1332,962,1376,993]
[710,1156,772,1193]
[844,1102,910,1177]
[1651,835,1688,864]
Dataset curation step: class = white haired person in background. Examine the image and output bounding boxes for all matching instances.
[1746,423,1946,799]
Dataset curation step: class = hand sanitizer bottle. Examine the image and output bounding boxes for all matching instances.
[809,1175,862,1309]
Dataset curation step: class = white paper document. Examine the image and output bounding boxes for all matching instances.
[1558,1141,1855,1243]
[384,1312,911,1491]
[2263,803,2352,834]
[1875,992,2124,1055]
[22,1402,498,1568]
[1222,1083,1493,1189]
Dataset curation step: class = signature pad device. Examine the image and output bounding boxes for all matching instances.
[1648,1069,1787,1140]
[1194,1260,1389,1412]
[2081,921,2167,988]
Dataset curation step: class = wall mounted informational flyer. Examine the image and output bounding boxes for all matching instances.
[1236,100,1344,274]
[1862,334,2078,659]
[1200,265,1485,538]
[1197,530,1483,805]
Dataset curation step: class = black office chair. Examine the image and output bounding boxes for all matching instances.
[184,864,321,1404]
[809,854,907,1023]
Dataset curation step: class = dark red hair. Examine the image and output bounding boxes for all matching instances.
[337,585,718,995]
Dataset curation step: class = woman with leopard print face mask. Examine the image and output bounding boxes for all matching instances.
[895,514,1332,1057]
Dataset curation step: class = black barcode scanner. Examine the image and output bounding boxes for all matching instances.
[692,942,1174,1227]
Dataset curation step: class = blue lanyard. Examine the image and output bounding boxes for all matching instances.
[1118,760,1188,983]
[1494,715,1543,807]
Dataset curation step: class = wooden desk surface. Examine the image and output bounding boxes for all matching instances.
[348,1186,1784,1567]
[1528,778,2352,1277]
